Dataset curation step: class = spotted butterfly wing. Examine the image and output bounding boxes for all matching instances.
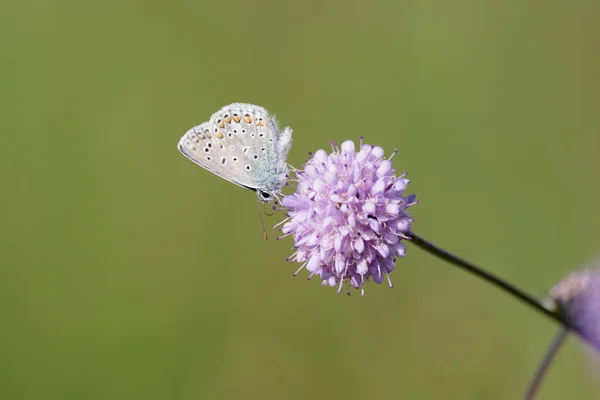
[178,103,292,201]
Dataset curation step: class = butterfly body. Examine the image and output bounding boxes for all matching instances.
[178,103,292,202]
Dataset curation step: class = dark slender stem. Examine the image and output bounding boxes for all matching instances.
[408,231,565,326]
[522,328,568,400]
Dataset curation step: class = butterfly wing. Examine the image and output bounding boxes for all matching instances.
[178,103,292,194]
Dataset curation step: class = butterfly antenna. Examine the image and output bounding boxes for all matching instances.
[257,196,268,240]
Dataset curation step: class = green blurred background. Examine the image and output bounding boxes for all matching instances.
[1,0,599,399]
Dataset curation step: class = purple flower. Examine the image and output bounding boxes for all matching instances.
[550,267,600,351]
[278,138,417,295]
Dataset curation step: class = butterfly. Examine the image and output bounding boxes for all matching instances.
[178,103,293,204]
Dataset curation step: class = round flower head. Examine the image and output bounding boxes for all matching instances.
[278,138,417,295]
[550,267,600,352]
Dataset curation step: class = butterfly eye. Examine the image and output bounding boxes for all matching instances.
[259,191,271,201]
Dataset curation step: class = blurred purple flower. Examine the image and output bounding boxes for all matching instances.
[550,267,600,351]
[278,139,417,295]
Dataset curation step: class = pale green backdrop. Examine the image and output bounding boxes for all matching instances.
[1,0,599,399]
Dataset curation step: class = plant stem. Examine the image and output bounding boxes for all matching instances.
[408,231,566,327]
[522,327,568,400]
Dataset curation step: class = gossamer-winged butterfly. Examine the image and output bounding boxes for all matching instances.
[177,103,293,237]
